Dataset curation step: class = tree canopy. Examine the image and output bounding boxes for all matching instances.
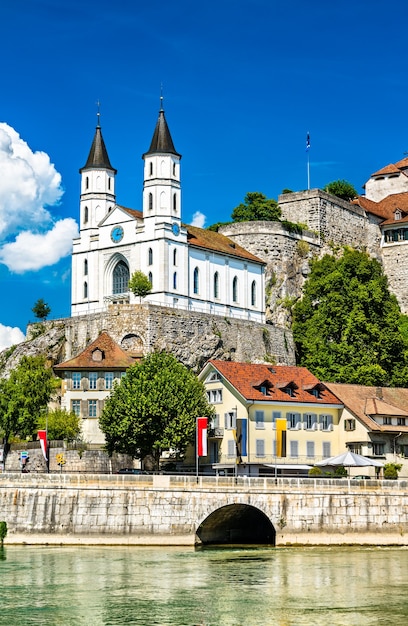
[292,248,408,386]
[323,179,358,201]
[231,192,281,222]
[0,356,55,452]
[128,270,152,302]
[37,408,81,442]
[32,298,51,320]
[99,352,214,467]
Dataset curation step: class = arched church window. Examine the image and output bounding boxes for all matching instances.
[85,177,89,190]
[112,261,130,295]
[149,162,153,176]
[193,267,199,295]
[173,193,177,213]
[148,271,153,287]
[214,272,219,299]
[149,193,153,211]
[173,249,177,266]
[84,206,88,223]
[148,248,153,265]
[84,281,88,299]
[108,177,111,190]
[251,280,256,306]
[173,162,176,176]
[84,259,88,276]
[232,276,238,303]
[173,272,177,290]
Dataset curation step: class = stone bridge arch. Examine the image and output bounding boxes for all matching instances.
[195,503,276,546]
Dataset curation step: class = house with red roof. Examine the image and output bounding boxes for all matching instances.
[71,104,265,323]
[198,360,343,476]
[324,383,408,475]
[54,332,139,444]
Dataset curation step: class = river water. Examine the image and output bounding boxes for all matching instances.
[0,544,407,625]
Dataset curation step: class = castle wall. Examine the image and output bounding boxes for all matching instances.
[381,243,408,313]
[61,303,295,369]
[278,189,372,250]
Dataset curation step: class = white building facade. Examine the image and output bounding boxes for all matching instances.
[71,107,265,322]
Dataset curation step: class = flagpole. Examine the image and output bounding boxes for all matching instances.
[306,131,311,190]
[195,418,199,482]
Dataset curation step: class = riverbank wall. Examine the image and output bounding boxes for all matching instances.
[1,474,408,546]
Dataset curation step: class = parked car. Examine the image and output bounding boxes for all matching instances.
[117,468,146,475]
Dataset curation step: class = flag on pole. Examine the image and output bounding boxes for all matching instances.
[306,132,310,152]
[38,430,48,461]
[276,418,287,457]
[197,417,208,457]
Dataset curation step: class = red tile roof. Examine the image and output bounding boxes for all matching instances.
[186,225,265,264]
[54,332,139,371]
[207,360,342,405]
[119,205,143,221]
[353,192,408,223]
[324,383,408,432]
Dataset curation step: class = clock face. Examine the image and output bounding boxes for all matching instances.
[111,226,124,243]
[172,223,180,236]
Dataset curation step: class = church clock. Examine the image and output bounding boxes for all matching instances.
[111,226,124,243]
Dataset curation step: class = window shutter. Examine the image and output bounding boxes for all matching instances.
[295,413,301,429]
[272,411,281,430]
[224,413,229,429]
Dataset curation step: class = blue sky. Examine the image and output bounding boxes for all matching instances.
[1,0,407,348]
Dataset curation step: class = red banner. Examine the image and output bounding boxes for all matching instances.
[38,430,48,461]
[197,417,208,457]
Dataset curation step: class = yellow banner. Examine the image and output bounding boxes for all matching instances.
[276,418,287,458]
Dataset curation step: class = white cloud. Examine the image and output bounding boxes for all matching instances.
[0,323,25,351]
[0,123,63,237]
[0,218,78,272]
[190,211,206,228]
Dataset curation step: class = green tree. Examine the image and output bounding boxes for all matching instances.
[99,352,214,468]
[32,298,51,320]
[128,270,152,302]
[37,408,81,442]
[323,179,358,201]
[383,462,402,480]
[292,248,408,385]
[0,356,55,457]
[231,192,281,222]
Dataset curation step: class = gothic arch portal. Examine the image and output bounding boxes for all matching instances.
[104,253,130,298]
[196,504,276,546]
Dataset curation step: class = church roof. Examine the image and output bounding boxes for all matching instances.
[143,108,181,158]
[205,360,341,405]
[186,225,265,264]
[54,332,138,371]
[80,125,117,173]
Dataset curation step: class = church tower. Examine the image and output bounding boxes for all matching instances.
[142,100,182,229]
[79,114,117,232]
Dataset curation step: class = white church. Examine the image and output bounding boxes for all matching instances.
[71,105,265,322]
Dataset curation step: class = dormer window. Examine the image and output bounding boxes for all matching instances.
[92,348,104,362]
[254,379,273,396]
[395,209,402,221]
[276,381,297,397]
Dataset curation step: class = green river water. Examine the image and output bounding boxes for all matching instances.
[0,545,407,625]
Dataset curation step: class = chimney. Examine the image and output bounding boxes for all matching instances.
[376,387,383,400]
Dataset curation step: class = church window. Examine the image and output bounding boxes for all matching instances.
[232,276,238,303]
[173,193,177,213]
[84,259,88,276]
[214,272,219,299]
[108,177,111,190]
[173,249,177,266]
[84,206,88,223]
[251,280,256,306]
[173,162,176,176]
[173,272,177,289]
[160,191,166,209]
[148,271,153,286]
[148,248,153,265]
[149,193,153,211]
[85,176,89,190]
[149,162,153,176]
[84,281,88,299]
[112,261,129,294]
[193,267,199,294]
